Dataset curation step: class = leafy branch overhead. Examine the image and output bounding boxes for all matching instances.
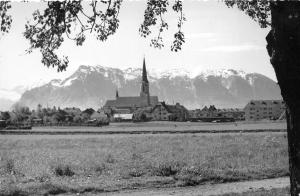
[1,0,271,72]
[225,0,271,28]
[139,0,185,52]
[23,0,186,71]
[2,0,185,71]
[0,1,12,35]
[24,0,122,72]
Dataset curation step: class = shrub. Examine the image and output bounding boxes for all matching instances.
[105,154,116,164]
[53,165,75,177]
[154,162,183,177]
[46,185,68,195]
[131,152,143,161]
[5,159,15,173]
[36,174,51,183]
[95,163,106,174]
[0,187,28,196]
[128,168,146,177]
[2,158,17,175]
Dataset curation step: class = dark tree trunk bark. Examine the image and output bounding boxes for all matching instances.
[267,2,300,196]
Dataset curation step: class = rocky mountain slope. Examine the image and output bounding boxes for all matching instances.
[18,65,282,109]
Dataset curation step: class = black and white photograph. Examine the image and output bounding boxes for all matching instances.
[0,1,299,195]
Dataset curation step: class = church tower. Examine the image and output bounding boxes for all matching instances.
[140,57,150,105]
[116,89,119,99]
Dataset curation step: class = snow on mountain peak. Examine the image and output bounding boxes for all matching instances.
[78,65,90,73]
[28,79,48,90]
[198,69,247,81]
[123,67,142,80]
[45,65,253,89]
[60,65,95,87]
[158,68,192,79]
[75,66,249,80]
[50,79,62,87]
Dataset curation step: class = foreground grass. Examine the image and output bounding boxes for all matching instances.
[0,133,288,195]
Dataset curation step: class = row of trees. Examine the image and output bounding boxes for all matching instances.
[0,104,99,125]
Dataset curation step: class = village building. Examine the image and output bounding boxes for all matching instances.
[32,118,43,126]
[131,102,188,122]
[244,100,285,121]
[189,105,218,118]
[150,102,189,121]
[90,110,108,122]
[207,105,218,117]
[103,58,159,114]
[188,109,201,119]
[132,107,153,122]
[0,119,7,128]
[151,102,172,121]
[113,113,133,122]
[63,107,81,116]
[188,106,245,121]
[165,103,189,121]
[216,108,245,120]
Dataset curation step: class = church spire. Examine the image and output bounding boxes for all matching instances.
[140,56,150,106]
[142,56,148,83]
[116,89,119,98]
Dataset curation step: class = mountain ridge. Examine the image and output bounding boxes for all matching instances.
[18,65,282,110]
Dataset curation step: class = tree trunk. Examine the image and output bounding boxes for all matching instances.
[267,2,300,196]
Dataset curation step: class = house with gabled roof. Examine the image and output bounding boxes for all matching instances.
[150,102,172,121]
[150,102,188,121]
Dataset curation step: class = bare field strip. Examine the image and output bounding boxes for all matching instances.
[0,129,286,135]
[101,177,290,196]
[0,132,289,195]
[0,132,286,141]
[0,121,287,135]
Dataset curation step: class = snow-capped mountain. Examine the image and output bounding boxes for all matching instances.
[18,65,282,109]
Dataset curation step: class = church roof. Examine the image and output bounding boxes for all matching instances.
[104,96,158,108]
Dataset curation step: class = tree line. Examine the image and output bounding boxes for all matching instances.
[0,103,106,126]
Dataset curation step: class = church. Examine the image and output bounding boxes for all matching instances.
[103,58,159,113]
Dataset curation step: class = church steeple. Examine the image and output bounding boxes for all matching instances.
[116,89,119,98]
[142,57,148,83]
[140,57,150,105]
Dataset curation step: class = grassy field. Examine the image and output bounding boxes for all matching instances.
[0,131,288,195]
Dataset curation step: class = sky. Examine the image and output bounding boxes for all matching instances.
[0,0,274,94]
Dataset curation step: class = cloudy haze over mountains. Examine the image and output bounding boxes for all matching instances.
[4,65,280,110]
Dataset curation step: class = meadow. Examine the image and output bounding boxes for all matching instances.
[0,131,289,195]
